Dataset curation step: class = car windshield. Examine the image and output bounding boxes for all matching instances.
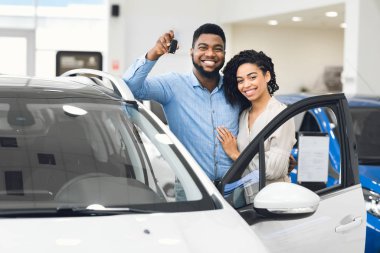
[350,107,380,163]
[0,95,214,215]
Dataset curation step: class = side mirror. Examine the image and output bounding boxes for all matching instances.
[253,182,320,217]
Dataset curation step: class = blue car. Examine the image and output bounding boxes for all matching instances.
[277,94,380,253]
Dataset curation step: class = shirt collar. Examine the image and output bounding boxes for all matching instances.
[190,71,223,90]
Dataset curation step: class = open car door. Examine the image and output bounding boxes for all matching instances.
[219,93,366,253]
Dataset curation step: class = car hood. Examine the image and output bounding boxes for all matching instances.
[0,208,268,252]
[359,164,380,193]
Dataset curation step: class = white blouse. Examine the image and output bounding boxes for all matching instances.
[237,97,296,184]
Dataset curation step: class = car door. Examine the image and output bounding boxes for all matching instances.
[220,94,366,252]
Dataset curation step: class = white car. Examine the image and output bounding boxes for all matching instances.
[0,70,366,252]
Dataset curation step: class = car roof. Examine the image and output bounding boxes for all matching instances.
[0,75,122,100]
[276,93,380,108]
[346,96,380,107]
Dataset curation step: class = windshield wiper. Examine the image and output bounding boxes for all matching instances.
[0,206,156,218]
[58,206,156,215]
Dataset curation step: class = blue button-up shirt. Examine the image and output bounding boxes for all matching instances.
[123,56,239,181]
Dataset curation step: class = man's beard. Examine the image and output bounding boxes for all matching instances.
[192,58,224,79]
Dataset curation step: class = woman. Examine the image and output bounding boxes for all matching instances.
[217,50,296,203]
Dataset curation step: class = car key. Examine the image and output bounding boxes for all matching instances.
[168,39,178,54]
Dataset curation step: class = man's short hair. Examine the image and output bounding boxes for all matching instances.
[192,23,226,48]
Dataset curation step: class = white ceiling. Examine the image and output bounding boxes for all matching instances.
[235,3,345,29]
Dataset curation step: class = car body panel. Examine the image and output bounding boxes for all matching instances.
[360,165,380,193]
[252,185,365,253]
[366,213,380,252]
[0,209,268,252]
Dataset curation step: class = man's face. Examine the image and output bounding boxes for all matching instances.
[191,34,225,78]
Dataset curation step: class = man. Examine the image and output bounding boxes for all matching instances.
[123,23,239,182]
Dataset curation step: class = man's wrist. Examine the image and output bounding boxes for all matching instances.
[146,50,160,61]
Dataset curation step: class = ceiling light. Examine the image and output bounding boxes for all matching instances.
[267,20,278,26]
[292,16,303,22]
[325,11,338,17]
[340,22,347,28]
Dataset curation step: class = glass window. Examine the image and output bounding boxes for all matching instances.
[350,108,380,161]
[0,94,212,213]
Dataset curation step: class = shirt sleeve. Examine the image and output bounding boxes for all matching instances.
[264,118,296,180]
[122,55,173,104]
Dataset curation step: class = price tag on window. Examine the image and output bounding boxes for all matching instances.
[297,132,330,183]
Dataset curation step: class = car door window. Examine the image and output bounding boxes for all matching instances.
[292,107,341,192]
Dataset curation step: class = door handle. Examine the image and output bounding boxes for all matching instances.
[335,216,362,233]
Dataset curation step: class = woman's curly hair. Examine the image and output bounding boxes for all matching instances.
[222,50,279,112]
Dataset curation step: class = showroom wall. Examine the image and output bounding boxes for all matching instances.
[219,0,380,95]
[109,0,345,94]
[343,0,380,95]
[109,0,380,96]
[108,0,220,77]
[230,25,344,93]
[1,0,378,95]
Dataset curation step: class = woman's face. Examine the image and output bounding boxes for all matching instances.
[236,63,271,102]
